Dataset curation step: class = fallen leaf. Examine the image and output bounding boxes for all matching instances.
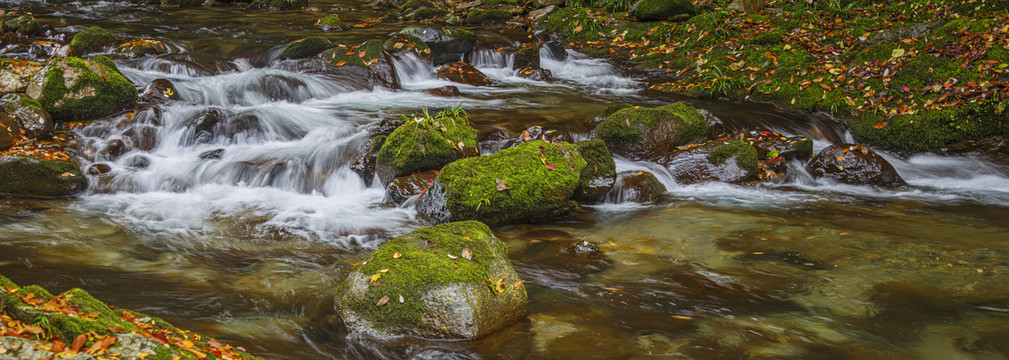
[461,248,473,260]
[335,60,347,66]
[392,252,402,259]
[393,42,404,49]
[447,253,458,259]
[71,334,87,353]
[399,295,405,303]
[495,178,511,191]
[513,281,523,290]
[376,295,390,306]
[544,162,556,171]
[671,315,694,320]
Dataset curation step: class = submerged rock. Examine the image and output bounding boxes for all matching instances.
[400,27,476,66]
[375,109,479,183]
[69,26,118,55]
[591,102,707,160]
[574,139,617,203]
[279,36,333,59]
[418,140,586,226]
[807,143,905,186]
[437,61,492,86]
[336,221,528,339]
[0,93,53,140]
[658,139,759,184]
[26,56,137,122]
[0,156,87,197]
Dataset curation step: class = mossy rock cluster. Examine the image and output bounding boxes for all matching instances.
[316,15,346,31]
[25,56,137,122]
[70,26,118,55]
[658,139,759,184]
[279,36,333,59]
[336,221,527,339]
[375,110,479,183]
[0,156,87,197]
[591,102,708,160]
[418,140,588,225]
[574,138,617,202]
[0,274,261,359]
[2,15,41,36]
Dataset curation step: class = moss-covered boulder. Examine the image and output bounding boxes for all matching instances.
[0,93,53,139]
[250,0,307,10]
[574,139,616,202]
[0,274,261,359]
[25,56,137,122]
[316,14,346,31]
[0,156,87,197]
[292,40,400,89]
[279,36,333,59]
[465,8,514,24]
[591,102,707,161]
[400,27,476,66]
[3,15,41,36]
[336,221,527,339]
[383,33,432,61]
[807,144,905,186]
[70,26,118,55]
[375,109,479,183]
[437,61,492,86]
[658,139,758,184]
[418,140,587,225]
[630,0,694,21]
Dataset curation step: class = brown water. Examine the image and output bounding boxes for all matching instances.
[2,1,1009,359]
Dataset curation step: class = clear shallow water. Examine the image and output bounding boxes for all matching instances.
[2,1,1009,359]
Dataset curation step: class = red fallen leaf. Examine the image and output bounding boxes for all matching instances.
[150,332,171,346]
[51,340,66,353]
[873,121,889,129]
[71,334,87,353]
[544,163,556,171]
[903,85,910,93]
[521,130,532,142]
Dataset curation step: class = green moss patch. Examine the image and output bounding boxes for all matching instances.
[280,37,333,59]
[592,102,707,159]
[0,156,87,198]
[707,139,758,175]
[70,26,118,54]
[28,56,137,122]
[376,108,479,180]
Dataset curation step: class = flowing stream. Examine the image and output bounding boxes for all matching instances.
[2,1,1009,359]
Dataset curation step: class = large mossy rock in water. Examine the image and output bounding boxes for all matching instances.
[807,144,905,186]
[418,140,587,226]
[658,139,759,184]
[630,0,694,21]
[3,15,41,36]
[292,40,400,89]
[70,26,119,55]
[279,36,333,59]
[336,221,528,339]
[375,110,479,183]
[0,156,87,197]
[400,27,476,66]
[591,102,707,161]
[25,56,137,122]
[0,274,262,359]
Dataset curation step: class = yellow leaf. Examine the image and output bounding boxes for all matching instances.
[891,48,905,58]
[573,25,583,33]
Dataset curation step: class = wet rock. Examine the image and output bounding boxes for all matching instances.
[400,27,476,66]
[0,93,53,140]
[0,58,44,95]
[407,7,450,21]
[699,109,728,140]
[658,139,759,184]
[437,62,492,86]
[98,137,129,160]
[383,171,438,206]
[807,144,905,186]
[26,56,137,122]
[349,135,386,185]
[941,136,1009,167]
[138,78,181,105]
[727,0,766,13]
[375,109,479,183]
[249,0,307,10]
[631,0,694,21]
[150,53,236,75]
[542,41,567,61]
[373,117,406,136]
[116,38,167,58]
[199,148,225,160]
[86,162,112,175]
[336,221,528,339]
[186,108,224,145]
[516,66,551,81]
[0,111,20,151]
[610,171,665,203]
[316,14,346,31]
[527,4,558,22]
[3,15,41,36]
[383,33,432,60]
[279,36,333,60]
[293,41,400,89]
[69,26,118,55]
[160,0,206,7]
[123,154,150,168]
[0,156,87,197]
[574,139,617,203]
[122,125,158,151]
[509,126,572,147]
[425,85,462,97]
[565,239,601,260]
[744,130,814,162]
[591,102,708,161]
[418,140,586,226]
[512,45,540,70]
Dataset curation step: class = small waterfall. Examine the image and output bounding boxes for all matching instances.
[472,49,514,69]
[391,52,437,85]
[541,48,639,92]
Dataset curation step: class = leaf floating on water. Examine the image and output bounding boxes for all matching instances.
[392,252,402,259]
[495,178,511,191]
[461,248,473,260]
[399,295,405,303]
[671,315,694,320]
[544,162,556,171]
[376,295,390,307]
